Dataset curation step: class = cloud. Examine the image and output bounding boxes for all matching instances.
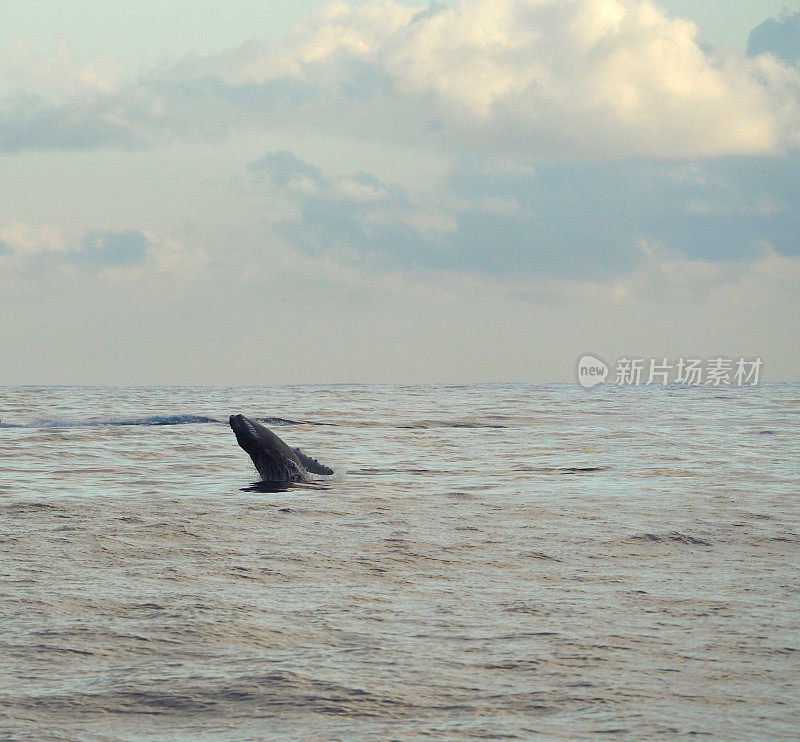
[0,224,206,276]
[621,241,800,306]
[249,149,323,186]
[0,222,67,256]
[0,96,142,152]
[3,1,800,158]
[171,0,800,158]
[0,40,143,152]
[250,149,800,279]
[71,230,149,267]
[0,39,121,96]
[748,11,800,66]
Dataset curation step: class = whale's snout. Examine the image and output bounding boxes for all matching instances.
[229,414,259,448]
[229,414,248,432]
[229,414,248,441]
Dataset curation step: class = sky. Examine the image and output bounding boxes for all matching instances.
[1,0,799,384]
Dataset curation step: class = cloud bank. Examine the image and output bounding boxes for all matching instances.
[248,148,800,279]
[0,225,206,276]
[3,0,800,158]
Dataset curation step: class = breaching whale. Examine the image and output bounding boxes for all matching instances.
[229,414,333,483]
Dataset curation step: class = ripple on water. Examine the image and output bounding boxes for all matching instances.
[0,383,798,739]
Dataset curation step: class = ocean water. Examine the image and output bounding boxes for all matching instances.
[1,383,798,740]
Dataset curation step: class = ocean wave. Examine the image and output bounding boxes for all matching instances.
[0,414,331,429]
[398,419,508,429]
[0,414,219,429]
[516,465,609,474]
[254,417,333,427]
[624,532,712,546]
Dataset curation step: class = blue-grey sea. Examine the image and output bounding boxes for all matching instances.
[1,384,798,740]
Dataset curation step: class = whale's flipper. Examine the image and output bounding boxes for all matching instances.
[293,448,334,476]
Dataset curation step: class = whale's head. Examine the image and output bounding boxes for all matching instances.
[229,414,264,455]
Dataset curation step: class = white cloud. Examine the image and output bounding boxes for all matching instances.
[3,1,800,158]
[422,239,800,318]
[0,41,157,151]
[145,232,209,274]
[204,0,800,158]
[0,39,122,99]
[0,222,68,256]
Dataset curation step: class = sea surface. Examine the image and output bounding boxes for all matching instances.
[1,384,798,740]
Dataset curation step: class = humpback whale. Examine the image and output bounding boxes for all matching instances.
[229,414,333,483]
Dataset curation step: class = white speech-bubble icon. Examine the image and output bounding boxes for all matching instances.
[577,355,609,388]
